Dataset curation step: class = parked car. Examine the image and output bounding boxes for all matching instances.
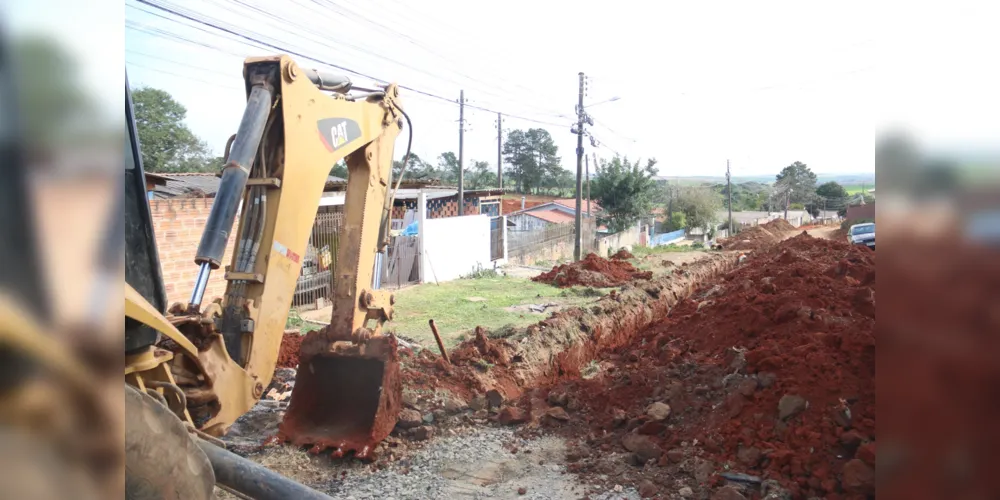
[848,222,875,249]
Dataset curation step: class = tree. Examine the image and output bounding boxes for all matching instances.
[814,181,849,216]
[816,181,849,200]
[774,161,818,204]
[676,187,721,232]
[774,161,818,216]
[13,36,94,152]
[502,128,561,194]
[131,86,215,172]
[468,160,498,189]
[664,212,686,232]
[591,156,658,233]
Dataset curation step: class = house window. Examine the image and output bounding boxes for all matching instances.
[480,201,500,217]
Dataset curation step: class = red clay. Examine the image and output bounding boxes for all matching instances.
[532,253,652,287]
[546,234,875,498]
[720,218,798,251]
[277,331,303,368]
[610,248,635,260]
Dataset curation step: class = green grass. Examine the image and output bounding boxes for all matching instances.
[843,184,875,195]
[285,309,322,333]
[389,276,604,347]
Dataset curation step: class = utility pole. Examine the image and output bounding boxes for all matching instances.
[784,189,790,220]
[458,90,465,215]
[590,152,598,218]
[726,159,733,236]
[573,72,585,261]
[585,154,591,217]
[496,112,502,189]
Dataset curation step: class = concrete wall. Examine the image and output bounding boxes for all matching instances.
[505,219,597,266]
[421,214,494,282]
[597,224,642,256]
[846,203,876,222]
[149,197,238,306]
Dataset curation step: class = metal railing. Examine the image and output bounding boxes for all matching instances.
[293,208,343,309]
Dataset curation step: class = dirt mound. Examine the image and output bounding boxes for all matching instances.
[610,248,634,260]
[532,253,652,287]
[762,218,796,232]
[543,234,875,498]
[277,330,303,368]
[719,218,798,251]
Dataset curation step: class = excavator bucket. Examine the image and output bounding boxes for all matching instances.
[278,334,401,460]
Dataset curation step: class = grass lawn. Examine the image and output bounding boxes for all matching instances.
[388,276,605,347]
[843,184,874,195]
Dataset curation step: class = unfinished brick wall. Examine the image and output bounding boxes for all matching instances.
[149,198,238,306]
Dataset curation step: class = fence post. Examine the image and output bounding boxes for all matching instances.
[502,215,509,261]
[417,190,427,283]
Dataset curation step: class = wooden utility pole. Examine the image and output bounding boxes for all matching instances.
[496,112,502,189]
[726,159,733,235]
[573,72,585,261]
[458,90,465,215]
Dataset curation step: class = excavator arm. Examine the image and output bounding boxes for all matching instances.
[124,55,407,446]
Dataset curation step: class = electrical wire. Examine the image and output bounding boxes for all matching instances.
[129,0,573,129]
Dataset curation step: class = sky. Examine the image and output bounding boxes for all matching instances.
[11,0,999,179]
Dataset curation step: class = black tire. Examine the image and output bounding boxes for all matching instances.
[125,384,215,500]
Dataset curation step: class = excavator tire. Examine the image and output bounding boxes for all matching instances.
[125,384,215,500]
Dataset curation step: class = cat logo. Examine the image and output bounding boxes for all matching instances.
[317,118,361,152]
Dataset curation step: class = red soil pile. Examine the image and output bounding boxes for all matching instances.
[277,330,303,368]
[544,234,875,498]
[763,218,796,232]
[532,253,652,287]
[610,248,635,260]
[719,218,797,251]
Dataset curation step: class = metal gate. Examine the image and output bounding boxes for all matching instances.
[293,207,343,309]
[490,216,505,261]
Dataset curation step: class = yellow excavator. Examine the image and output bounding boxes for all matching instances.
[123,55,411,498]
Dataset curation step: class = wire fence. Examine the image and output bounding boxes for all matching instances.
[292,207,342,309]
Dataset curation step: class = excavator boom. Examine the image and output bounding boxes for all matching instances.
[125,55,407,458]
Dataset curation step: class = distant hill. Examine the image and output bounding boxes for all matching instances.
[654,173,875,187]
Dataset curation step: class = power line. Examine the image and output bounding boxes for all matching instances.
[129,0,572,129]
[126,60,243,89]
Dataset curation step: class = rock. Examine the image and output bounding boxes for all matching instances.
[469,394,488,411]
[622,433,662,463]
[761,479,792,500]
[472,409,489,419]
[442,394,467,413]
[711,486,748,500]
[422,412,435,424]
[517,487,527,495]
[498,407,528,425]
[736,446,761,467]
[777,394,807,420]
[841,458,875,495]
[855,442,876,467]
[666,448,685,463]
[678,486,694,497]
[401,391,419,409]
[839,430,866,449]
[411,426,434,441]
[546,406,570,421]
[612,408,627,427]
[486,389,504,409]
[398,409,423,429]
[638,480,658,498]
[693,459,715,484]
[646,402,672,421]
[637,421,665,435]
[548,391,570,407]
[738,379,757,397]
[757,372,776,389]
